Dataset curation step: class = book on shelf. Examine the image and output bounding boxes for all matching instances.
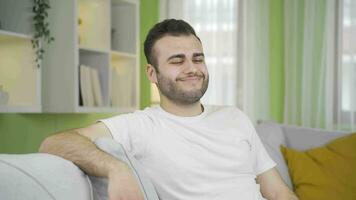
[90,67,103,107]
[79,64,87,106]
[79,64,103,107]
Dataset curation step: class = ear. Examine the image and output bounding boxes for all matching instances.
[146,64,158,83]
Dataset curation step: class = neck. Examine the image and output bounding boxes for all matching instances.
[160,97,203,117]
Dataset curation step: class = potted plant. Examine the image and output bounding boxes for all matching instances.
[32,0,54,68]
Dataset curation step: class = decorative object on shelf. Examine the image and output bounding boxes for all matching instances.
[31,0,55,68]
[78,17,83,44]
[0,85,9,105]
[111,28,116,49]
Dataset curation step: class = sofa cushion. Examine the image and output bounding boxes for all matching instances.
[0,154,94,200]
[280,124,348,151]
[91,138,159,200]
[281,132,356,200]
[255,121,293,189]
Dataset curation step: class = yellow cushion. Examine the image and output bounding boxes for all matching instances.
[281,133,356,200]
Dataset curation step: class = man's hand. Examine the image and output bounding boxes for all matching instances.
[108,167,144,200]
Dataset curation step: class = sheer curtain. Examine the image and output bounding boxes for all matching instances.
[337,0,356,131]
[160,0,271,123]
[238,0,270,123]
[284,0,356,131]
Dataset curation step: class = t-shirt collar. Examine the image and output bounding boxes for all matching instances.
[156,104,208,122]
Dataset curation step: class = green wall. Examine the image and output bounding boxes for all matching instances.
[140,0,159,108]
[0,114,115,153]
[0,0,159,154]
[269,0,285,123]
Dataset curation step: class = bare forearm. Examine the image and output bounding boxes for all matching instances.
[258,168,299,200]
[40,129,145,199]
[39,131,128,177]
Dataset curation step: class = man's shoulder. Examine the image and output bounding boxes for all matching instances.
[101,106,158,124]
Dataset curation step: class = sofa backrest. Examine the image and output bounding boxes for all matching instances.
[280,124,348,151]
[256,121,349,189]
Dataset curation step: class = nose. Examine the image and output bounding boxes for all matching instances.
[184,60,198,73]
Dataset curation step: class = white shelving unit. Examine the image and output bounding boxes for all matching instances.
[0,1,41,113]
[43,0,140,113]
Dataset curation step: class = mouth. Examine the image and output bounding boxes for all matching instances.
[177,75,204,82]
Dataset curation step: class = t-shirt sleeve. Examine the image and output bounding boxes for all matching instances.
[250,123,277,175]
[99,112,151,158]
[234,108,276,175]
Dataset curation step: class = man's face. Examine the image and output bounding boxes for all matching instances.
[152,35,209,105]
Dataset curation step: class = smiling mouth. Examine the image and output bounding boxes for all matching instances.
[177,75,204,81]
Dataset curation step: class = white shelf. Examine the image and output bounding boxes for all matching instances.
[112,0,139,6]
[111,50,136,59]
[0,31,40,113]
[0,30,32,40]
[78,0,110,50]
[79,46,110,54]
[0,105,41,113]
[111,0,138,54]
[0,0,41,113]
[0,0,33,37]
[42,0,140,113]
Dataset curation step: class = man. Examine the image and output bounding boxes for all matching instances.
[40,19,298,200]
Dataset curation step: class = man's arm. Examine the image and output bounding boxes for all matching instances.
[39,122,144,200]
[257,168,299,200]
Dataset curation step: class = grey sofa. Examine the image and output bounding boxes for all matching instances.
[0,122,348,199]
[0,139,159,200]
[255,121,347,188]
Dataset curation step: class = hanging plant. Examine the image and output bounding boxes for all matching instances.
[31,0,54,68]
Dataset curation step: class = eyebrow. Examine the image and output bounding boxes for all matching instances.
[167,53,205,61]
[167,54,185,61]
[192,53,205,58]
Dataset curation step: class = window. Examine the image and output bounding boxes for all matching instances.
[340,0,356,112]
[337,0,356,129]
[157,0,238,106]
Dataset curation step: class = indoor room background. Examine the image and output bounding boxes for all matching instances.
[0,0,355,154]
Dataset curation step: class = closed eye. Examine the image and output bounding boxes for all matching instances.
[170,58,184,65]
[193,56,205,63]
[193,58,204,63]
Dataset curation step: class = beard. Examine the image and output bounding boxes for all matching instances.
[156,72,209,105]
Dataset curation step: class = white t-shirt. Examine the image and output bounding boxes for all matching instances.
[100,105,276,200]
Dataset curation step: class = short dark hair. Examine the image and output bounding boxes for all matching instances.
[144,19,201,70]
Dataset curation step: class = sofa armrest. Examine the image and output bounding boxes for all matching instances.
[0,153,94,200]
